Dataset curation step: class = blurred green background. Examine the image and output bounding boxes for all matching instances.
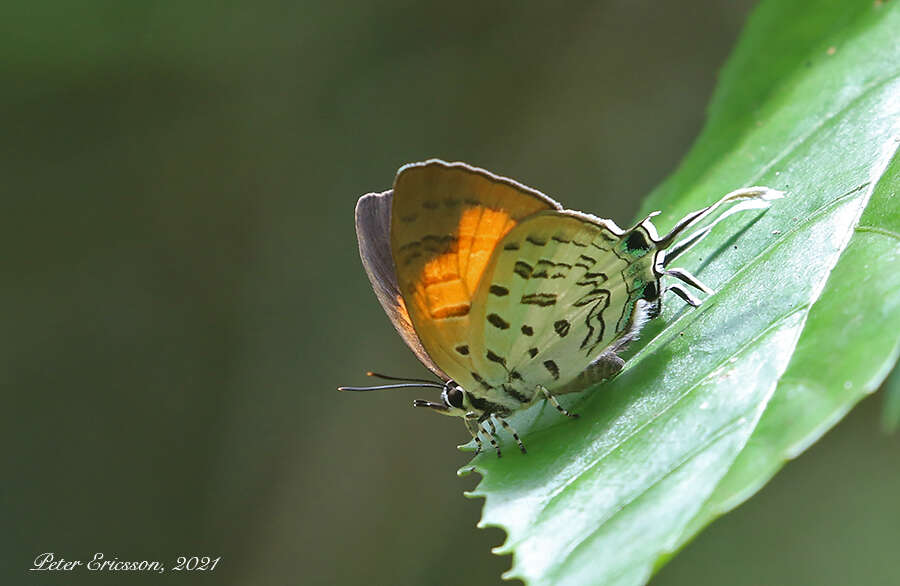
[3,1,898,585]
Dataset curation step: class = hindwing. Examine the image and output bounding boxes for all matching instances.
[468,210,662,403]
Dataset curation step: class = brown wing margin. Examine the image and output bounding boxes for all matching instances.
[354,190,448,379]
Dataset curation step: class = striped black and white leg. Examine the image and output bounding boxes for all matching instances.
[482,418,502,458]
[538,384,579,418]
[464,418,485,456]
[413,399,447,411]
[496,417,527,454]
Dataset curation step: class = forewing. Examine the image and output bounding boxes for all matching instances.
[355,190,447,378]
[469,210,661,394]
[390,160,561,386]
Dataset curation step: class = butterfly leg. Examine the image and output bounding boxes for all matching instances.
[413,399,448,412]
[495,416,527,454]
[479,416,502,458]
[537,384,579,418]
[464,418,486,456]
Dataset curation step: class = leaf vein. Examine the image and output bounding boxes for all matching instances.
[855,225,900,241]
[556,415,749,579]
[540,303,808,516]
[742,69,900,188]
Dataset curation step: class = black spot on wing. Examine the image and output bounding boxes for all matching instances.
[398,241,421,252]
[501,384,529,404]
[543,360,560,380]
[486,350,507,367]
[528,347,539,358]
[532,259,572,279]
[487,313,510,329]
[504,242,520,251]
[514,261,533,279]
[471,372,492,390]
[579,294,611,351]
[526,235,547,246]
[421,234,454,253]
[573,288,610,307]
[625,230,651,254]
[575,272,609,288]
[521,325,534,336]
[521,293,557,306]
[554,319,570,337]
[468,394,508,416]
[455,345,470,355]
[489,285,509,296]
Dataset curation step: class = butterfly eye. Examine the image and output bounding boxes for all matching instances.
[446,387,465,409]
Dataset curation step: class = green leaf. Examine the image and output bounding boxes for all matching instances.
[464,2,900,585]
[672,144,900,556]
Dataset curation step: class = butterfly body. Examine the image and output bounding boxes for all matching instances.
[343,160,782,455]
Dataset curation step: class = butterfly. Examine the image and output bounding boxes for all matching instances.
[340,159,782,456]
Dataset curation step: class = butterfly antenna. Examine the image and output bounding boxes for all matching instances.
[337,371,446,392]
[337,382,445,392]
[365,371,441,385]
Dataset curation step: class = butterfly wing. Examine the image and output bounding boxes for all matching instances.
[389,160,561,388]
[466,209,661,406]
[355,189,448,378]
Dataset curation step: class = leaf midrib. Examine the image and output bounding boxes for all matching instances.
[534,303,807,523]
[528,308,813,583]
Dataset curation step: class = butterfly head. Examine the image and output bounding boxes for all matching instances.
[414,380,482,419]
[339,372,484,419]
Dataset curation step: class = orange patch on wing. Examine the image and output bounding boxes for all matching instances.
[419,206,517,320]
[464,207,517,290]
[425,280,470,318]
